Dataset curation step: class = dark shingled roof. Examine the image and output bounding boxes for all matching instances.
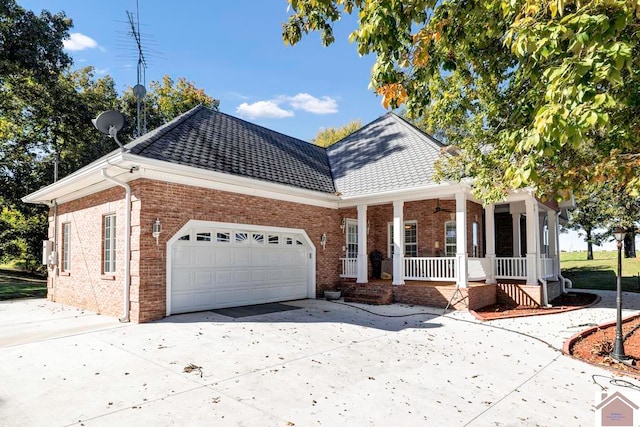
[127,105,335,193]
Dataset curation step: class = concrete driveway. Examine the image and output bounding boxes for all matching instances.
[1,291,640,426]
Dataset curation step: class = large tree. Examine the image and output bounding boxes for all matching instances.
[564,183,614,259]
[283,0,640,202]
[311,119,362,147]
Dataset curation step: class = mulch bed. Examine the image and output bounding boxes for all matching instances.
[471,292,599,321]
[568,315,640,377]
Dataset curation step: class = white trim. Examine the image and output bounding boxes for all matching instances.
[165,220,316,316]
[345,218,358,259]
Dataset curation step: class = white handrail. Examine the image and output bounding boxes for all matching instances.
[404,257,457,280]
[495,257,527,279]
[340,258,357,278]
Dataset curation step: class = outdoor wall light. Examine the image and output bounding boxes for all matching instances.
[320,232,327,250]
[340,218,346,233]
[152,218,162,244]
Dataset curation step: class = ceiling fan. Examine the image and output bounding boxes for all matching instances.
[434,199,453,214]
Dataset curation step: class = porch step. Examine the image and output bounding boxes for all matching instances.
[341,282,393,305]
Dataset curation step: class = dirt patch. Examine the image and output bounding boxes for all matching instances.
[471,292,599,321]
[568,315,640,378]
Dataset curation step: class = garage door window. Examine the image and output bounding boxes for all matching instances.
[196,232,211,241]
[252,233,264,244]
[236,232,248,243]
[178,234,190,241]
[268,235,279,244]
[217,232,230,242]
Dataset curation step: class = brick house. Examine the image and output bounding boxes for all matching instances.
[23,105,573,322]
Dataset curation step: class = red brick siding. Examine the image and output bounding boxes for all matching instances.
[134,179,342,322]
[392,283,496,310]
[47,186,135,318]
[496,282,542,307]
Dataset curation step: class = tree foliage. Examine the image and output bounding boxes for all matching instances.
[564,183,614,259]
[120,75,220,139]
[283,0,640,202]
[311,119,362,147]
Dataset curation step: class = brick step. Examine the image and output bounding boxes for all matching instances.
[342,283,393,305]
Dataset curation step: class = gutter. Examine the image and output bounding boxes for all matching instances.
[101,169,131,323]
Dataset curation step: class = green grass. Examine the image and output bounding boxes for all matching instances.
[0,267,47,300]
[561,251,640,292]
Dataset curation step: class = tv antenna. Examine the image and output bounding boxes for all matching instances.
[92,110,126,151]
[127,0,147,137]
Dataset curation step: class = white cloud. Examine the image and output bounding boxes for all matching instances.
[283,93,338,114]
[236,101,294,119]
[63,33,98,51]
[236,93,339,120]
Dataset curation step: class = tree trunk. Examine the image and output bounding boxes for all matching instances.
[624,229,636,258]
[586,229,594,260]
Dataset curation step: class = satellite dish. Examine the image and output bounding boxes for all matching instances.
[92,110,126,151]
[133,84,146,99]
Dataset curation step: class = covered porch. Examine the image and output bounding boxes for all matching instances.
[337,186,568,308]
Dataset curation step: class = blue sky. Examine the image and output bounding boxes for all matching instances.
[19,0,635,253]
[21,0,386,142]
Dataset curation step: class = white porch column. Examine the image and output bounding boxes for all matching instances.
[484,203,497,284]
[548,210,559,280]
[512,213,521,257]
[525,196,539,286]
[455,192,468,288]
[392,200,405,285]
[357,204,368,284]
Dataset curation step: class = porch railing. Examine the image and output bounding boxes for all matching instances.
[495,257,527,279]
[404,257,457,280]
[340,258,357,278]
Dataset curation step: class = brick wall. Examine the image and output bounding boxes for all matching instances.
[496,282,543,307]
[393,283,496,310]
[135,179,342,322]
[47,186,137,318]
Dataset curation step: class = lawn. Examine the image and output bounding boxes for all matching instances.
[0,264,47,300]
[560,251,640,292]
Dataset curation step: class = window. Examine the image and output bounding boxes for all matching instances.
[472,222,479,257]
[387,221,418,257]
[62,223,70,271]
[196,232,211,241]
[268,234,279,244]
[216,232,230,243]
[444,221,456,257]
[252,233,264,244]
[345,219,358,259]
[103,214,116,274]
[235,232,248,243]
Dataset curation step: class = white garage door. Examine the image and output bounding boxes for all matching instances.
[168,221,314,315]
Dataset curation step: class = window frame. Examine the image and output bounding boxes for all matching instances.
[345,219,358,259]
[444,221,456,257]
[62,222,70,271]
[103,214,116,274]
[387,220,418,258]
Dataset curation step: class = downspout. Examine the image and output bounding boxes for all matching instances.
[51,200,58,301]
[101,169,131,323]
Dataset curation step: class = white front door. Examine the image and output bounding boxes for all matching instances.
[168,221,315,315]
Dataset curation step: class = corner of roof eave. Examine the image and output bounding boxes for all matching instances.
[22,150,130,206]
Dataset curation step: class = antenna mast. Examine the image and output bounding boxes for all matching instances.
[127,0,147,137]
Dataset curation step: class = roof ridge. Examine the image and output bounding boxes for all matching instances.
[386,112,445,149]
[126,104,207,154]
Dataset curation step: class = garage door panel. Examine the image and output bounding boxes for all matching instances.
[170,224,312,314]
[194,248,214,267]
[172,271,192,291]
[173,247,193,266]
[194,271,213,286]
[215,249,233,266]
